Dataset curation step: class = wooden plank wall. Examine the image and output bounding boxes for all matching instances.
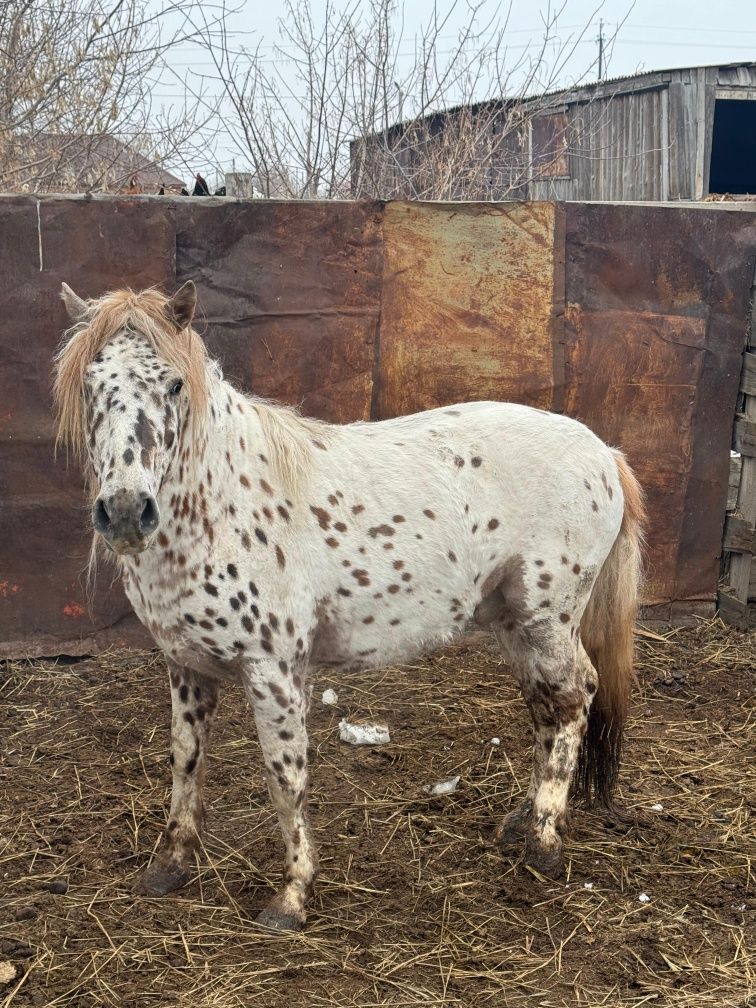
[720,263,756,628]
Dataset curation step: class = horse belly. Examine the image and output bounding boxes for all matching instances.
[311,560,481,670]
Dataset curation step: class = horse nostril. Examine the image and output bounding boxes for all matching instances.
[93,498,111,534]
[139,495,160,535]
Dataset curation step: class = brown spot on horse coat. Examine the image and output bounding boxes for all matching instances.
[310,506,331,530]
[134,408,156,453]
[368,524,394,538]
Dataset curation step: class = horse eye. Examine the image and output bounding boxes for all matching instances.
[169,379,184,396]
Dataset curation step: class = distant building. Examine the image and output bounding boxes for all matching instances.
[351,62,756,202]
[11,134,185,194]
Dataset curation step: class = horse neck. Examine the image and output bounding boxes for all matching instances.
[159,374,260,520]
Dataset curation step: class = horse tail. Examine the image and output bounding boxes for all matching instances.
[576,451,646,807]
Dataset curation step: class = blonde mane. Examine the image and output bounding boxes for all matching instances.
[53,287,210,462]
[252,399,332,499]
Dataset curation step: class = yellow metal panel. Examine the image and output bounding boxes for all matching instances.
[377,201,559,418]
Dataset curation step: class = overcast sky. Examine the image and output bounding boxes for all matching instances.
[154,0,756,179]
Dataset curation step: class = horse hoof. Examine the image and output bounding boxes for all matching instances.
[524,840,565,880]
[134,860,192,896]
[255,905,305,932]
[496,802,532,847]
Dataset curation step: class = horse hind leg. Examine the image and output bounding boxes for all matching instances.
[496,623,596,878]
[491,625,542,848]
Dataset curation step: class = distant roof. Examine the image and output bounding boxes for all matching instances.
[533,59,756,102]
[369,60,756,138]
[28,133,186,191]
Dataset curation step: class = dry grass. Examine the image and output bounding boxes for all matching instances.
[0,620,753,1007]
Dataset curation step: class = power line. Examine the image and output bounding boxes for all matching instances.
[626,22,756,36]
[615,38,756,50]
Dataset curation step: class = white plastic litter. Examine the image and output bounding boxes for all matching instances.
[423,775,461,796]
[650,803,664,811]
[0,961,17,985]
[583,882,594,889]
[322,688,339,706]
[490,737,501,746]
[338,719,390,746]
[638,893,651,903]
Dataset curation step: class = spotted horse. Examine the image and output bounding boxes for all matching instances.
[54,282,646,931]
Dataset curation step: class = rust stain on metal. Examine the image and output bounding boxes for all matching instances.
[376,201,558,418]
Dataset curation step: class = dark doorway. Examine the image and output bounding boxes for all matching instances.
[709,99,756,195]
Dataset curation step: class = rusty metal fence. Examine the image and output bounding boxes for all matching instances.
[1,195,754,657]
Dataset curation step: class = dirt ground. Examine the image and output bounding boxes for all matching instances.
[1,620,753,1007]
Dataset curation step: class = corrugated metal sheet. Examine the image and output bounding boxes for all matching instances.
[564,202,756,618]
[0,195,753,656]
[175,199,383,422]
[0,196,176,656]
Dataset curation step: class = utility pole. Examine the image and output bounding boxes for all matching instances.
[597,19,605,81]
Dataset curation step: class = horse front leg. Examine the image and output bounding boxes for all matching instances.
[243,660,317,931]
[134,659,220,895]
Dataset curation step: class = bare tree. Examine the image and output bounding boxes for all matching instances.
[0,0,221,193]
[192,0,624,200]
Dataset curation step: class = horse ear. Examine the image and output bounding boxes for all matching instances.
[60,283,90,324]
[168,281,196,331]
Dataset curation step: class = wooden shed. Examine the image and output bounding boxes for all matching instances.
[527,62,756,202]
[352,62,756,202]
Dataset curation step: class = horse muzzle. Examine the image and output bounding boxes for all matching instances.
[93,489,160,554]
